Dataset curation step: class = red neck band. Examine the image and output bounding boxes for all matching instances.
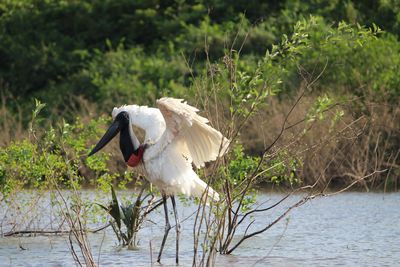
[127,145,145,167]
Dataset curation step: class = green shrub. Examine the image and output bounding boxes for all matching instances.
[243,16,400,101]
[290,17,399,100]
[2,0,400,107]
[0,100,123,198]
[75,45,190,107]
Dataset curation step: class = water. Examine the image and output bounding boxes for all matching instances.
[0,192,399,266]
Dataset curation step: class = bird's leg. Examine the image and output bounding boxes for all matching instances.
[171,196,181,264]
[157,195,171,263]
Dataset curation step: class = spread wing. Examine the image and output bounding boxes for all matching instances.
[154,97,229,168]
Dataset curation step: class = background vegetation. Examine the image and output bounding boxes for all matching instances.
[0,0,399,196]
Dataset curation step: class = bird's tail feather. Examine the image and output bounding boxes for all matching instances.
[191,176,220,202]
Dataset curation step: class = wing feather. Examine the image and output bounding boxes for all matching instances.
[156,97,229,168]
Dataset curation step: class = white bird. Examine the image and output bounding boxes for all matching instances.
[88,97,229,263]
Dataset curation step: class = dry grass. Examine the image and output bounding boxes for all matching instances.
[0,93,25,146]
[243,93,399,191]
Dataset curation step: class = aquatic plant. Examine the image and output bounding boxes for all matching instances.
[97,185,160,249]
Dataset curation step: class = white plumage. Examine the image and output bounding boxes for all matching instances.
[88,97,229,263]
[111,97,229,201]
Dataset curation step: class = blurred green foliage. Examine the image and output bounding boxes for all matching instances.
[77,45,189,105]
[1,0,399,110]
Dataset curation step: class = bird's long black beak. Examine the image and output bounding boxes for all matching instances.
[88,119,120,157]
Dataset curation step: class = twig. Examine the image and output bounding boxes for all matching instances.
[3,223,112,237]
[226,195,311,254]
[251,217,290,267]
[3,229,70,237]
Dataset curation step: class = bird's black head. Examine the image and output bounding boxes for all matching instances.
[88,111,136,162]
[114,111,130,129]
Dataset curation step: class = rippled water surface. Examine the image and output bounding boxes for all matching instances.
[1,192,399,266]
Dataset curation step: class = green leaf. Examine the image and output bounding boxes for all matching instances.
[110,186,122,229]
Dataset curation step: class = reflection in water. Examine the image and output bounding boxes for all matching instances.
[0,192,399,266]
